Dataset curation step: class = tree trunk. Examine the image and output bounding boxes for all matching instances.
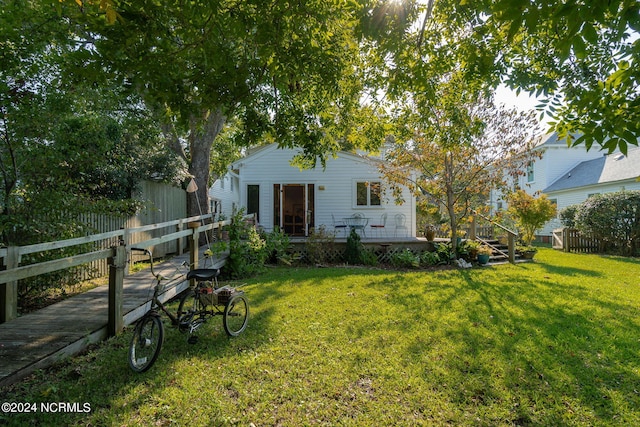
[187,109,226,218]
[445,153,458,253]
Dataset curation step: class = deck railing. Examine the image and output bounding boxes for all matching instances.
[0,213,256,328]
[468,211,518,263]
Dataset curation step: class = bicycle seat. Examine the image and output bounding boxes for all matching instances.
[186,269,220,281]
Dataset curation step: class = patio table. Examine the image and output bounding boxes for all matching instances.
[343,216,369,238]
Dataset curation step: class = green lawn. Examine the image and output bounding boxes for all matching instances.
[2,248,640,426]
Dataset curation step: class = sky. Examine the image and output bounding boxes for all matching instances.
[494,85,552,132]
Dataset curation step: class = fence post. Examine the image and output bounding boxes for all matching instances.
[0,247,19,323]
[108,243,126,336]
[563,228,570,252]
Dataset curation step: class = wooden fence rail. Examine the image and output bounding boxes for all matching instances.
[0,214,255,327]
[552,228,601,253]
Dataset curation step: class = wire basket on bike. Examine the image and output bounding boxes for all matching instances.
[197,285,237,306]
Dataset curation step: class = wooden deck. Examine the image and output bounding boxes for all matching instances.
[0,250,221,389]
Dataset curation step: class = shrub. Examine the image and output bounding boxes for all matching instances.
[343,229,364,264]
[390,249,420,268]
[434,242,454,265]
[305,226,335,264]
[420,250,440,266]
[225,209,269,278]
[559,205,579,228]
[262,227,290,264]
[506,190,557,245]
[575,191,640,255]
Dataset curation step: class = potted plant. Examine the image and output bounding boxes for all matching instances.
[465,240,481,260]
[425,224,436,241]
[516,245,538,259]
[476,245,492,265]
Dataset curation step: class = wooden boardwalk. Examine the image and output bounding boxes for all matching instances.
[0,250,223,389]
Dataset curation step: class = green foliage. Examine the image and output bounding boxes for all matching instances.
[420,250,441,266]
[343,228,364,265]
[390,249,420,269]
[450,0,640,154]
[575,191,640,255]
[434,242,455,265]
[262,227,291,265]
[506,190,557,246]
[305,226,335,265]
[559,204,579,228]
[225,210,268,279]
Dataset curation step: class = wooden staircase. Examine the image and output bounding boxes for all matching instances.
[479,239,525,264]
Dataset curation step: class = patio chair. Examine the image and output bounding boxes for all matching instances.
[394,213,408,237]
[350,213,368,238]
[369,213,387,238]
[332,214,347,237]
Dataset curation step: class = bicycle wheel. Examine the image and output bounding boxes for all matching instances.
[177,290,204,332]
[128,313,164,373]
[223,294,249,337]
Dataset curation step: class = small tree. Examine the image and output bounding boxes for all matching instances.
[380,74,541,252]
[506,190,557,246]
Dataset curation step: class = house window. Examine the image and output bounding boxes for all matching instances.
[526,162,535,183]
[549,198,558,217]
[247,185,260,222]
[356,181,382,206]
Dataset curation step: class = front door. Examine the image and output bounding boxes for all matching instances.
[274,184,314,236]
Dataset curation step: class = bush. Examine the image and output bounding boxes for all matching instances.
[390,249,420,268]
[559,205,579,228]
[305,226,335,264]
[225,210,269,278]
[575,191,640,255]
[420,250,440,266]
[343,229,364,264]
[434,242,454,265]
[262,227,290,264]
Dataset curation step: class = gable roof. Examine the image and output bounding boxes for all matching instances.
[232,143,380,170]
[544,147,640,193]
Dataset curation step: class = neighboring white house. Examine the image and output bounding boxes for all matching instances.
[491,133,640,239]
[209,143,416,238]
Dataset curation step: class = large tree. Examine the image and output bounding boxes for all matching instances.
[0,1,188,244]
[53,0,395,216]
[435,0,639,154]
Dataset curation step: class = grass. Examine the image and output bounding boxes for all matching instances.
[1,248,639,426]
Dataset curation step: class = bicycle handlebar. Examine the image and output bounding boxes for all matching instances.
[131,247,157,278]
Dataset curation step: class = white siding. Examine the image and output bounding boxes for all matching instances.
[490,136,621,238]
[212,144,416,236]
[517,145,603,194]
[209,174,239,220]
[541,179,640,235]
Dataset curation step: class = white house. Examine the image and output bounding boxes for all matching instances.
[491,133,640,239]
[209,143,416,238]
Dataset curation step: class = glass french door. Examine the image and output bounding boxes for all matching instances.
[273,184,314,236]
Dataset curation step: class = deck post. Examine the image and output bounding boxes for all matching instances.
[108,243,126,336]
[176,219,185,254]
[507,232,516,264]
[0,247,19,323]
